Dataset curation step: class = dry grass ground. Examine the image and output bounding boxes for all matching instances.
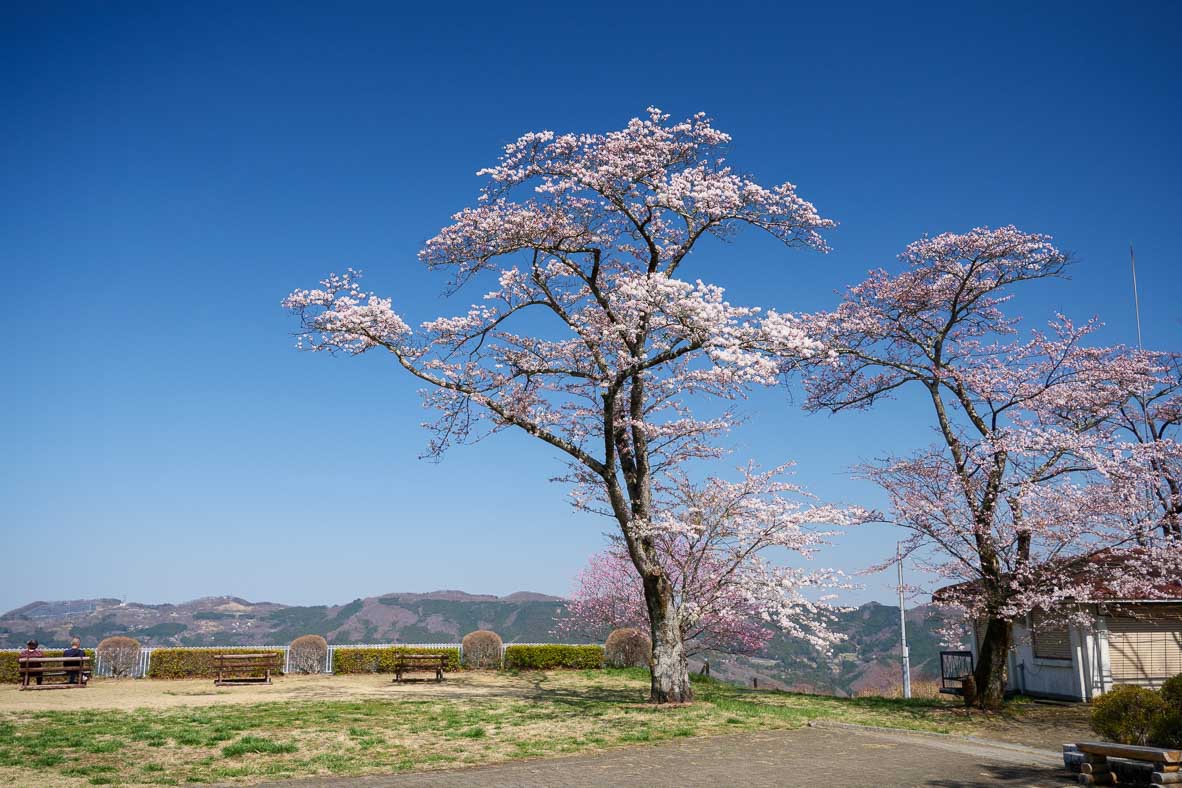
[0,670,1090,787]
[0,673,538,713]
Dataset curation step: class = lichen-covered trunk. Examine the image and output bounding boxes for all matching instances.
[644,572,692,703]
[972,616,1011,710]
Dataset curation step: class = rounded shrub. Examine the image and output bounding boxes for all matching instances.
[1151,672,1182,747]
[1159,672,1182,708]
[1091,684,1167,745]
[1152,709,1182,748]
[288,635,329,674]
[96,636,142,678]
[605,628,651,668]
[461,630,503,670]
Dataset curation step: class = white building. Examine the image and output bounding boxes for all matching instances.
[965,601,1182,702]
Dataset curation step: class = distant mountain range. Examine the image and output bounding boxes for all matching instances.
[0,592,948,696]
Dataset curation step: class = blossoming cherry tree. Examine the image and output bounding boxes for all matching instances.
[793,226,1179,708]
[284,109,836,702]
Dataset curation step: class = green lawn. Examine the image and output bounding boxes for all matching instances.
[0,669,996,786]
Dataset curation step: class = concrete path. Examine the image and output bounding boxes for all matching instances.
[252,724,1074,787]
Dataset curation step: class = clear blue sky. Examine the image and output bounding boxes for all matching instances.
[2,1,1179,615]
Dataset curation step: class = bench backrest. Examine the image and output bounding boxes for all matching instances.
[18,656,91,678]
[393,654,446,664]
[1076,741,1182,764]
[214,653,279,659]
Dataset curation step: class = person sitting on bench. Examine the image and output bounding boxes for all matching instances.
[20,640,44,685]
[62,638,85,684]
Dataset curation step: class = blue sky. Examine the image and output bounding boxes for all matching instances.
[2,1,1179,615]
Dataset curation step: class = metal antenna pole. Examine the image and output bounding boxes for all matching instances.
[1130,243,1161,543]
[898,542,911,699]
[1130,243,1156,439]
[1130,243,1144,351]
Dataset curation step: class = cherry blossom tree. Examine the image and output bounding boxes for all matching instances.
[284,108,836,703]
[792,227,1180,708]
[560,546,773,656]
[1107,351,1182,539]
[557,466,858,657]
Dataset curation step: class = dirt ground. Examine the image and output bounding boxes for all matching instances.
[0,673,541,712]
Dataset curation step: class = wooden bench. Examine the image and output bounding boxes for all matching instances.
[1074,741,1182,785]
[19,656,91,690]
[939,650,974,695]
[213,653,279,686]
[392,653,446,683]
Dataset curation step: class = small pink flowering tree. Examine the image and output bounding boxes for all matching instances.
[558,466,857,656]
[284,109,836,703]
[792,227,1178,708]
[561,547,774,656]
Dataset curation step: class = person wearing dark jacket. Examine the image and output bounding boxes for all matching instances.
[62,638,85,684]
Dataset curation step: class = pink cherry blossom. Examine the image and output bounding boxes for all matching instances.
[284,109,834,703]
[557,466,867,656]
[793,226,1181,709]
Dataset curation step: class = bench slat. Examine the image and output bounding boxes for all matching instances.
[1077,742,1182,764]
[215,653,278,659]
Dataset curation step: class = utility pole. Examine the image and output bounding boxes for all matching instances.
[898,542,912,699]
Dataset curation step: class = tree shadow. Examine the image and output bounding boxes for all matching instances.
[925,763,1074,787]
[518,673,650,707]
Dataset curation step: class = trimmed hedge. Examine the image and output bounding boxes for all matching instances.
[503,644,604,670]
[0,650,96,683]
[147,648,285,679]
[331,646,461,674]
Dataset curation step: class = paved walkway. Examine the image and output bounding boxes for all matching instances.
[252,724,1073,787]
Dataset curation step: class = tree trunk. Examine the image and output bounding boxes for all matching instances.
[644,573,692,703]
[972,616,1011,710]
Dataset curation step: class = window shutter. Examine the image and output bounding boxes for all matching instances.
[1031,612,1072,661]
